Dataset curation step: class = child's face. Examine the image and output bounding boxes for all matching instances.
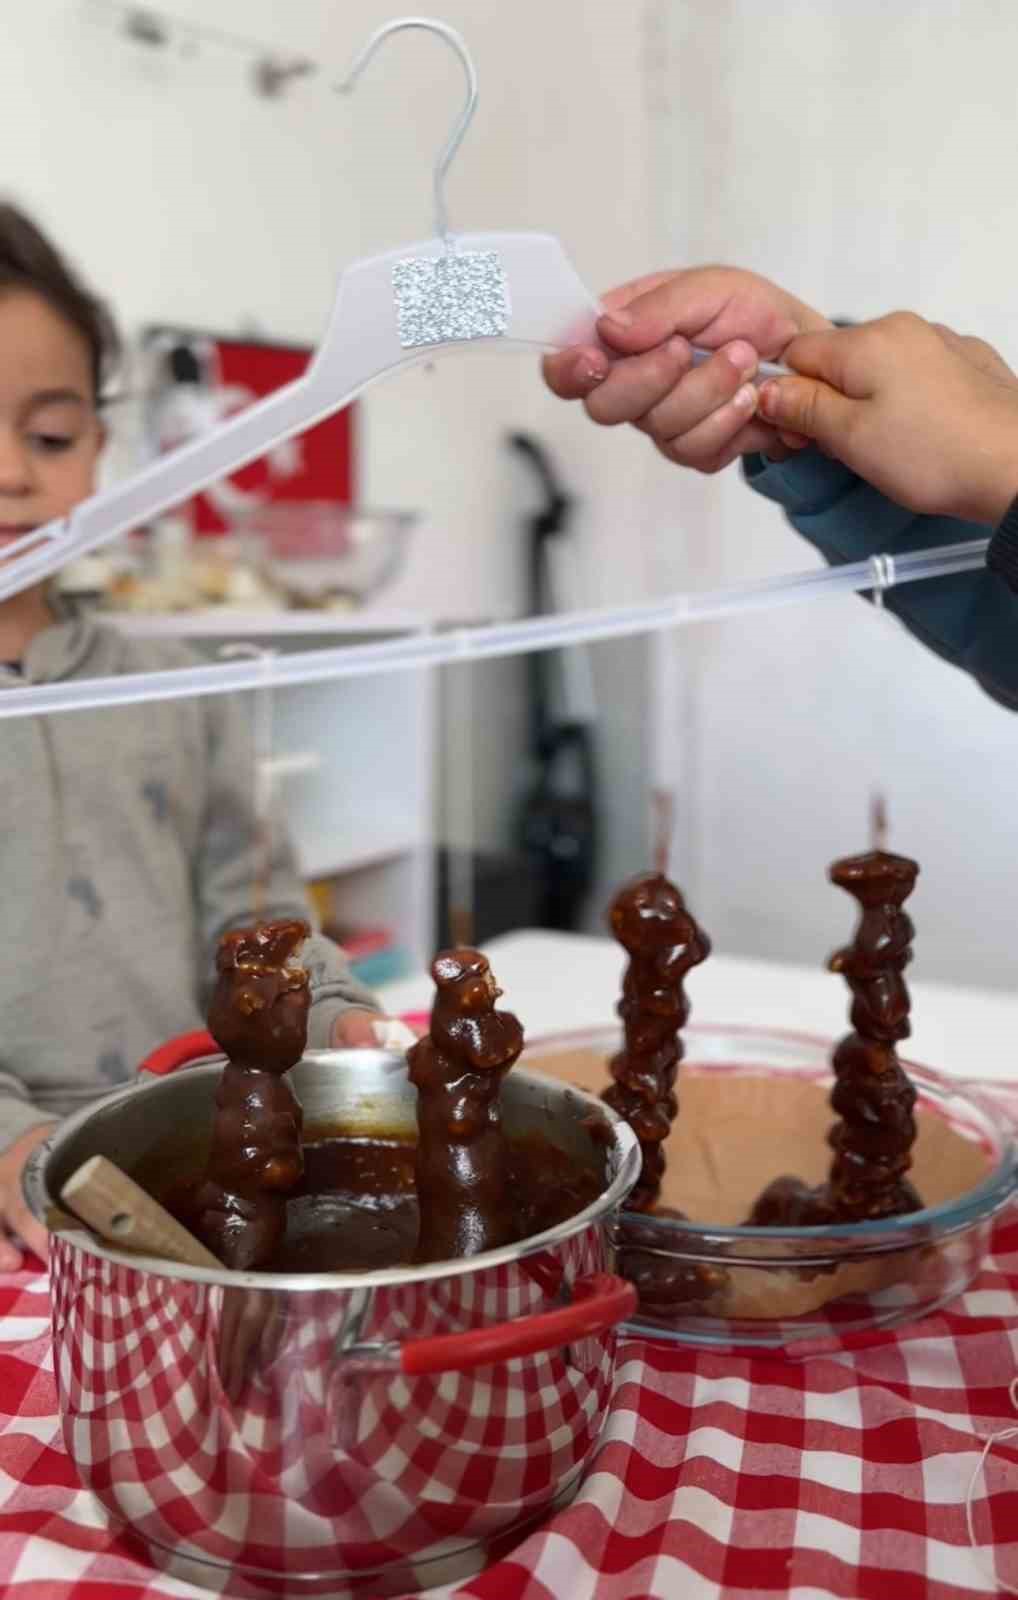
[0,289,104,555]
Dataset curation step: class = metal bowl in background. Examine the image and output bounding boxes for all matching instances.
[24,1048,640,1598]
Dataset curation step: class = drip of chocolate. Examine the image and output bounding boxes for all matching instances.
[616,1209,729,1314]
[748,850,922,1226]
[408,948,524,1265]
[603,873,710,1212]
[193,919,310,1270]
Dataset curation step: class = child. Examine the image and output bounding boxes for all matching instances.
[543,267,1018,709]
[0,204,385,1270]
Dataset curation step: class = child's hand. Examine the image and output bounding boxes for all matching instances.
[542,266,832,472]
[330,1010,426,1048]
[0,1123,55,1270]
[760,313,1018,524]
[331,1009,382,1048]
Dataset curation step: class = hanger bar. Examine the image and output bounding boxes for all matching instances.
[0,538,987,723]
[0,378,320,600]
[0,229,605,606]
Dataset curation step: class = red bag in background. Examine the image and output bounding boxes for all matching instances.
[143,328,356,537]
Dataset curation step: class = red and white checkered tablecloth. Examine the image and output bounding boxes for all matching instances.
[3,1185,1018,1596]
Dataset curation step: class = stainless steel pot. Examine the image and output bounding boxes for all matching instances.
[24,1044,640,1598]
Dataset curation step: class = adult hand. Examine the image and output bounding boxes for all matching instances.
[543,266,832,472]
[0,1123,56,1270]
[759,313,1018,524]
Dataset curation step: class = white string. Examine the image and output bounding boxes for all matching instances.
[218,643,276,919]
[867,553,898,850]
[445,661,475,947]
[965,1374,1018,1593]
[649,630,680,878]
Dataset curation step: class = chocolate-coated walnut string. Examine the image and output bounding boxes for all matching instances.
[194,919,310,1270]
[409,948,524,1265]
[603,873,710,1213]
[749,850,922,1226]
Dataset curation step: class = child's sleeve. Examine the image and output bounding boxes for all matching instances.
[195,693,380,1048]
[742,449,1018,710]
[0,1073,55,1148]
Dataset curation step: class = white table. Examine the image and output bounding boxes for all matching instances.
[378,928,1018,1082]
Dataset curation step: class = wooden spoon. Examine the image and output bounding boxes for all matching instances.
[60,1155,221,1270]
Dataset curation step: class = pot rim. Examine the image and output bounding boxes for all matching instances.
[25,1055,642,1292]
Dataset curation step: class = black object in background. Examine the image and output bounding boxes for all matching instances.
[434,848,541,949]
[508,433,598,932]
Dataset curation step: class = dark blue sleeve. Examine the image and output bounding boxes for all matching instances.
[743,449,1018,710]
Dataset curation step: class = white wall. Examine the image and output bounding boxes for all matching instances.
[1,0,674,900]
[27,0,1003,968]
[648,0,1018,988]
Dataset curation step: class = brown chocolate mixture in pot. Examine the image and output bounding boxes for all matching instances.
[161,1129,600,1274]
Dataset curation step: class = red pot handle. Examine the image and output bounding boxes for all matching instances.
[521,1249,565,1298]
[400,1010,430,1034]
[400,1271,637,1377]
[139,1031,219,1077]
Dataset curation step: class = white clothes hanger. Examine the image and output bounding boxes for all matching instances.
[0,15,787,606]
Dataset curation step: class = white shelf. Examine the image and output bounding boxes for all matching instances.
[98,608,437,969]
[105,609,429,638]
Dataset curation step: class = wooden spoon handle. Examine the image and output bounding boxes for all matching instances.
[60,1155,221,1270]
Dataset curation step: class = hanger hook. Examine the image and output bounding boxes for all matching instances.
[336,16,478,245]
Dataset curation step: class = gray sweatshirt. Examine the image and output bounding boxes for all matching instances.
[0,613,378,1145]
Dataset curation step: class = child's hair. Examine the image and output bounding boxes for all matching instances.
[0,202,121,405]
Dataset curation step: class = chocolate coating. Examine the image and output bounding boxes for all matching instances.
[749,850,923,1227]
[194,919,310,1269]
[602,873,710,1212]
[408,948,524,1264]
[746,1173,838,1229]
[616,1206,728,1314]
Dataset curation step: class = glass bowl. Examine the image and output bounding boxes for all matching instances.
[249,503,418,606]
[523,1025,1018,1355]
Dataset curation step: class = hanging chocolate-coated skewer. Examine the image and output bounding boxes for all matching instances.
[409,948,524,1264]
[603,870,710,1213]
[824,847,922,1219]
[748,842,922,1226]
[193,919,310,1269]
